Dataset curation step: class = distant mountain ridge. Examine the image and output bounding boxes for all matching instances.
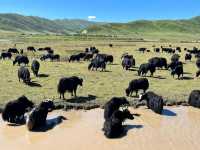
[0,13,200,36]
[0,13,99,34]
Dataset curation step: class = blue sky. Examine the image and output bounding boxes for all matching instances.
[0,0,200,22]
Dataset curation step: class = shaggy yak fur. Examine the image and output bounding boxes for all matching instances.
[188,90,200,108]
[139,91,164,114]
[2,96,34,124]
[26,100,55,131]
[57,76,83,99]
[103,109,134,138]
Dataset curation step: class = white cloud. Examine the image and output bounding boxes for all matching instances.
[88,16,96,20]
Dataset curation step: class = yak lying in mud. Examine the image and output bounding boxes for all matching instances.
[18,66,31,84]
[104,97,130,121]
[57,76,83,99]
[139,91,164,114]
[31,60,40,77]
[103,109,134,138]
[138,63,156,77]
[188,90,200,108]
[2,96,34,124]
[126,78,149,97]
[13,56,29,66]
[0,52,12,60]
[26,100,55,131]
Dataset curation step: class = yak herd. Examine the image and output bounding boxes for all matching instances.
[0,45,200,138]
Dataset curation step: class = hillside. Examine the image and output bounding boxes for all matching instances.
[0,13,98,34]
[85,16,200,36]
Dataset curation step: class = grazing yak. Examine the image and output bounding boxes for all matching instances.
[26,100,55,131]
[88,56,106,71]
[8,48,19,54]
[138,48,146,53]
[171,65,183,79]
[126,78,149,97]
[13,55,29,66]
[31,60,40,77]
[161,47,175,54]
[103,109,134,138]
[2,96,34,124]
[139,91,164,114]
[0,52,12,60]
[95,54,114,64]
[57,76,83,99]
[188,90,200,108]
[40,54,60,61]
[121,55,135,70]
[69,54,81,62]
[154,48,160,53]
[104,97,130,121]
[138,63,156,77]
[185,53,192,61]
[18,67,31,83]
[148,57,167,69]
[27,46,36,52]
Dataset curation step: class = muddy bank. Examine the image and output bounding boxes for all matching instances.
[0,106,200,150]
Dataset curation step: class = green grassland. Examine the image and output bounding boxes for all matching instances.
[0,34,200,107]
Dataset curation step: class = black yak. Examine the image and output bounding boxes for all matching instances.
[121,55,135,70]
[13,55,29,66]
[18,67,31,83]
[2,96,34,124]
[88,57,106,71]
[139,91,164,114]
[103,109,134,138]
[57,76,83,99]
[138,63,156,77]
[185,53,192,61]
[26,100,55,131]
[196,70,200,77]
[27,46,36,52]
[8,48,19,54]
[0,52,12,60]
[188,90,200,108]
[69,54,81,62]
[126,78,149,97]
[104,97,130,121]
[196,59,200,69]
[31,60,40,77]
[171,65,183,79]
[148,57,167,69]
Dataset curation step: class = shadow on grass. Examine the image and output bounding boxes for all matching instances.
[67,95,97,103]
[38,74,49,78]
[27,81,42,87]
[179,76,194,80]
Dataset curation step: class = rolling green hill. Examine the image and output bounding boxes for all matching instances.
[0,13,98,34]
[85,17,200,36]
[0,13,200,38]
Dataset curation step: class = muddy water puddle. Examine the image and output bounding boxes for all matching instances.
[0,106,200,150]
